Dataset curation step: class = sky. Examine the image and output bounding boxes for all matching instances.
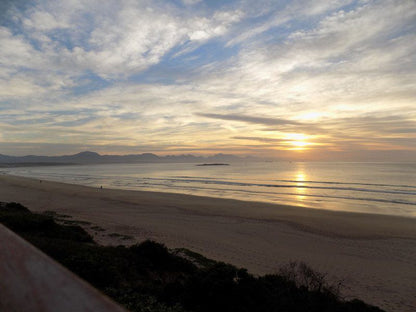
[0,0,415,161]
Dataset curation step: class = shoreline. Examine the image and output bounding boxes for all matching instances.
[3,162,416,219]
[1,173,414,239]
[1,174,415,311]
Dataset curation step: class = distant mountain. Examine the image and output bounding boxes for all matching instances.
[0,151,254,166]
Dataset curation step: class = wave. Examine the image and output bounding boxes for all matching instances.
[172,176,416,190]
[275,179,416,189]
[132,180,416,206]
[139,177,416,196]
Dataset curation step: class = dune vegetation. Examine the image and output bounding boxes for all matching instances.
[0,202,383,312]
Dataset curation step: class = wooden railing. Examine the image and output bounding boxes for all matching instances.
[0,224,126,312]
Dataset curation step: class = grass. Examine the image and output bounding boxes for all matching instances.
[0,202,384,312]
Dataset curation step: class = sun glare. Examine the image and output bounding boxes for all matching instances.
[292,141,308,147]
[285,133,309,150]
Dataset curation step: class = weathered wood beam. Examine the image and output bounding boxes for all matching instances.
[0,224,126,312]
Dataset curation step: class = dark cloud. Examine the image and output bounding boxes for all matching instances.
[232,136,285,143]
[197,113,323,134]
[196,113,301,126]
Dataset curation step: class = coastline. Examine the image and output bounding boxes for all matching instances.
[1,174,415,311]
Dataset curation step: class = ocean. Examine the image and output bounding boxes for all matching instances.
[2,162,415,217]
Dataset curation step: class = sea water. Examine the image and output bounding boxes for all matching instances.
[2,162,416,217]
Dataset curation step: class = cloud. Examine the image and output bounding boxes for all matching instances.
[232,136,285,143]
[196,113,301,126]
[0,27,42,70]
[23,10,70,31]
[227,0,355,47]
[0,0,415,159]
[12,1,242,79]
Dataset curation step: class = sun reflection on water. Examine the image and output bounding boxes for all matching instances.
[295,167,307,202]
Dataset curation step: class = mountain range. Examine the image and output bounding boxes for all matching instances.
[0,151,254,166]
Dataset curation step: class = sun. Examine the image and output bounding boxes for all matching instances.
[292,140,308,147]
[285,133,309,150]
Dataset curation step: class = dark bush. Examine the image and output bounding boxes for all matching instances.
[3,202,31,213]
[0,203,93,243]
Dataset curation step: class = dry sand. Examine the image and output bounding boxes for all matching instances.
[0,174,415,311]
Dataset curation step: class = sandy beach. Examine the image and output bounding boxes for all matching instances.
[1,174,415,312]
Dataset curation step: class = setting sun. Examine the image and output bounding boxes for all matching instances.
[292,141,309,148]
[285,133,310,149]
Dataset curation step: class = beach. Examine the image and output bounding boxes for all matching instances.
[1,174,415,312]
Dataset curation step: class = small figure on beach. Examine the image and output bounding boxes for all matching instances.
[100,185,103,189]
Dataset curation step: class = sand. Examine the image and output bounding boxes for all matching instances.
[0,174,415,311]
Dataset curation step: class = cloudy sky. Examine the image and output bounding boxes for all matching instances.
[0,0,415,160]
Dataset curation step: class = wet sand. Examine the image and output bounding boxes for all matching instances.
[0,174,415,311]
